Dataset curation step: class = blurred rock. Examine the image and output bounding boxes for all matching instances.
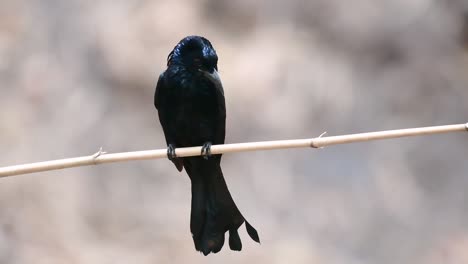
[0,0,467,263]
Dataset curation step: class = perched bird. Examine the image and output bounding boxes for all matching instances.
[154,36,260,255]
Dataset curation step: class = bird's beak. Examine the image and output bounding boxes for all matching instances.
[199,68,224,96]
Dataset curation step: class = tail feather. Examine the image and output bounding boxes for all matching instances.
[185,157,260,255]
[186,163,205,251]
[229,229,242,251]
[190,181,206,251]
[201,226,225,255]
[245,220,260,243]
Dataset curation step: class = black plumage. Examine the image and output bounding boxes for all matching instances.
[154,36,259,255]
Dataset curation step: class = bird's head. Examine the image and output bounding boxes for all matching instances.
[167,36,218,74]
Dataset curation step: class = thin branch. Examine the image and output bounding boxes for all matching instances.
[0,123,466,178]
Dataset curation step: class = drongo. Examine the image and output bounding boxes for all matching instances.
[154,36,259,255]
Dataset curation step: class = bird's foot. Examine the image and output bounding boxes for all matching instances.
[167,144,177,161]
[201,142,212,160]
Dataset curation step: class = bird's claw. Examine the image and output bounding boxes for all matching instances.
[201,142,212,160]
[167,144,177,161]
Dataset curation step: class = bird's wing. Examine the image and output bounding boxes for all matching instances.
[201,69,226,114]
[202,69,226,145]
[154,73,165,110]
[154,72,184,172]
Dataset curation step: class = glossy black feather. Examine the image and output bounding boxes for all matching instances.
[154,36,259,255]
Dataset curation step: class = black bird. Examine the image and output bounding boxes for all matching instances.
[154,36,260,255]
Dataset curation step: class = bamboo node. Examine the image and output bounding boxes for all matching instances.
[310,131,327,149]
[92,147,106,164]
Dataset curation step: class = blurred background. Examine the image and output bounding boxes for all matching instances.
[0,0,468,263]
